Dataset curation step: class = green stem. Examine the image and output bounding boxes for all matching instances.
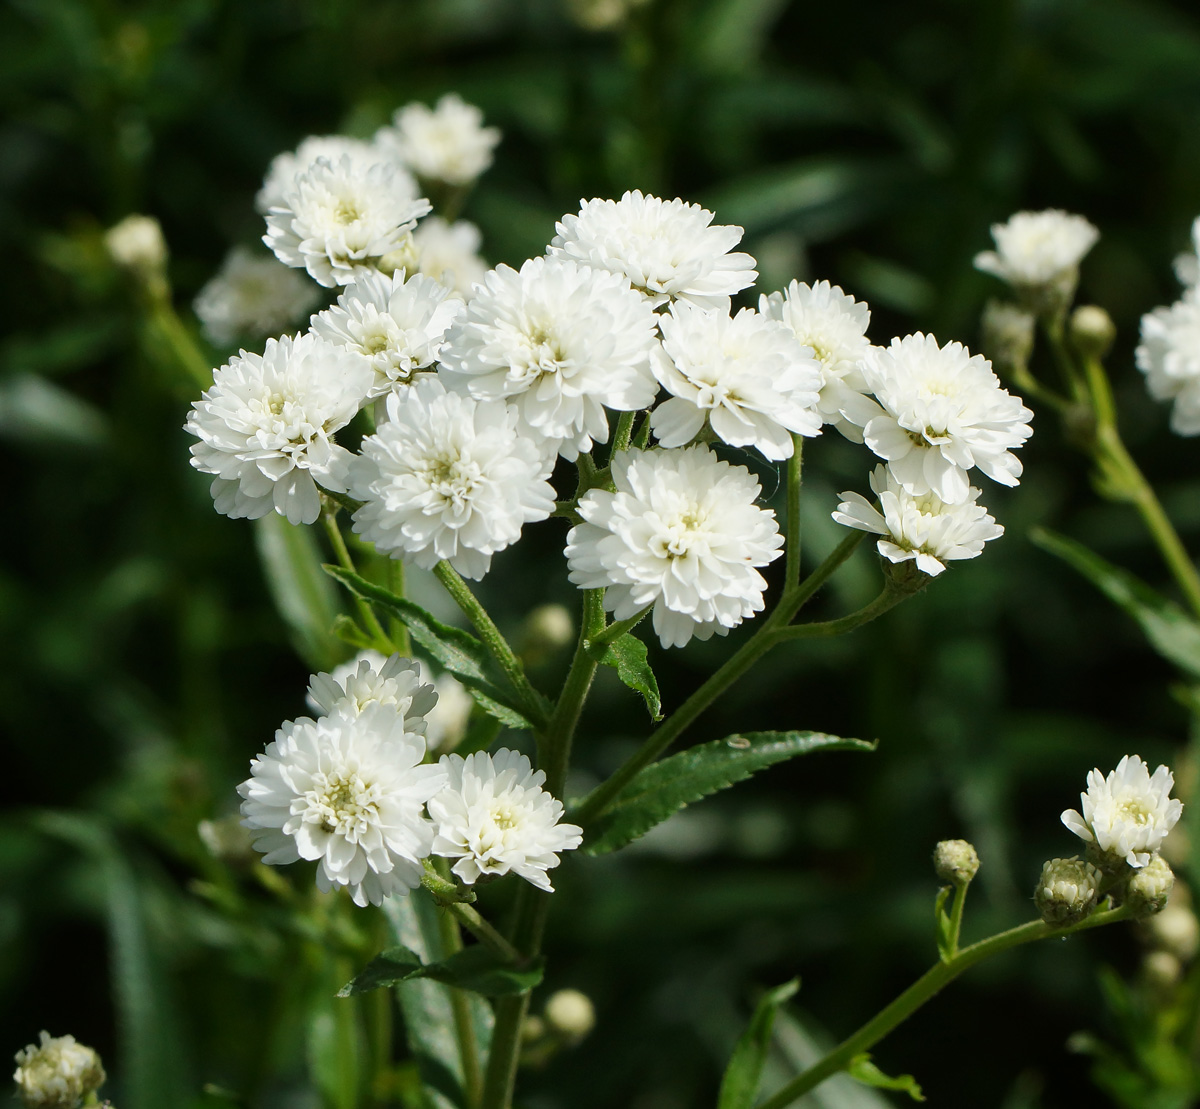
[611,411,636,456]
[585,605,652,653]
[322,506,392,651]
[757,903,1134,1109]
[433,562,546,726]
[1042,317,1088,405]
[436,901,483,1109]
[419,866,523,962]
[542,589,605,798]
[784,436,804,589]
[769,586,908,643]
[149,300,212,389]
[779,530,866,619]
[945,882,969,961]
[387,558,411,656]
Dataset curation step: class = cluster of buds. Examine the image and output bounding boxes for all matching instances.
[12,1032,106,1109]
[521,988,597,1068]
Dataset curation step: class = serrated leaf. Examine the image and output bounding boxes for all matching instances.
[583,730,875,855]
[340,944,544,998]
[325,565,546,729]
[848,1054,925,1102]
[593,632,660,720]
[718,978,800,1109]
[1031,527,1200,679]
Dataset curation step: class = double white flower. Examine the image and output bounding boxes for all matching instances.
[974,209,1099,292]
[194,247,321,348]
[378,93,501,187]
[1136,289,1200,436]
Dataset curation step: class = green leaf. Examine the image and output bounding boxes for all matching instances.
[325,565,543,728]
[583,730,876,855]
[341,944,544,999]
[848,1054,925,1102]
[1031,527,1200,679]
[934,887,954,964]
[308,958,364,1109]
[718,978,800,1109]
[593,632,661,720]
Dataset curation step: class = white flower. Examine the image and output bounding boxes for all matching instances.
[186,333,373,525]
[548,190,757,309]
[377,94,501,186]
[350,377,556,580]
[13,1032,105,1109]
[1136,291,1200,435]
[238,700,446,906]
[311,269,461,398]
[758,280,875,432]
[255,134,418,215]
[974,209,1098,289]
[566,446,783,649]
[832,464,1004,576]
[410,217,488,297]
[1173,216,1200,288]
[1062,754,1183,868]
[438,257,660,460]
[426,670,474,753]
[429,749,581,891]
[264,155,431,287]
[850,333,1033,504]
[650,302,821,460]
[306,653,439,723]
[194,247,321,347]
[104,213,166,271]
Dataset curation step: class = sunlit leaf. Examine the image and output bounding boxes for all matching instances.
[592,632,661,720]
[848,1054,925,1102]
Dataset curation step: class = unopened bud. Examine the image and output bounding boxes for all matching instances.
[933,839,979,885]
[13,1032,106,1109]
[543,988,595,1044]
[1147,900,1199,961]
[1035,857,1101,927]
[1126,855,1174,918]
[198,814,256,865]
[1069,305,1116,360]
[981,300,1035,373]
[520,1015,546,1044]
[104,214,166,273]
[1143,950,1182,991]
[521,604,575,665]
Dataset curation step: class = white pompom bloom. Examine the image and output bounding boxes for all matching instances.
[429,749,582,891]
[238,700,446,907]
[377,93,501,186]
[194,247,321,347]
[1173,216,1200,288]
[311,269,461,398]
[438,257,660,460]
[850,333,1033,504]
[186,333,373,525]
[650,302,821,460]
[566,446,784,649]
[758,280,876,433]
[256,134,418,215]
[264,155,431,287]
[832,464,1004,576]
[974,208,1098,290]
[104,213,166,272]
[306,653,439,723]
[548,190,757,309]
[13,1032,105,1109]
[1062,754,1183,868]
[1136,292,1200,435]
[350,377,556,580]
[381,217,489,298]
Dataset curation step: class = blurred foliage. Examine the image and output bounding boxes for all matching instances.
[6,0,1200,1106]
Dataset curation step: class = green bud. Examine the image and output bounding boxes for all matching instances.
[1035,857,1101,927]
[1069,305,1117,360]
[1125,855,1174,918]
[933,839,980,885]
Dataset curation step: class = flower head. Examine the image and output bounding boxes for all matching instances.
[548,190,757,309]
[311,268,461,398]
[1173,216,1200,288]
[1062,754,1183,868]
[256,134,417,215]
[438,257,660,459]
[429,748,582,891]
[1035,857,1101,927]
[13,1032,105,1109]
[381,216,488,298]
[186,333,372,525]
[650,302,822,460]
[832,464,1004,576]
[306,653,439,723]
[194,246,321,347]
[1136,292,1200,435]
[264,155,431,287]
[566,446,783,648]
[850,333,1033,504]
[350,377,556,580]
[974,209,1099,291]
[378,94,500,186]
[238,697,446,907]
[104,214,166,272]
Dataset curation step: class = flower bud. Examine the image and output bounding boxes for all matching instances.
[520,604,575,665]
[520,1015,546,1044]
[13,1032,105,1109]
[1069,305,1116,360]
[1125,854,1174,918]
[198,814,256,865]
[1143,950,1182,991]
[104,214,166,273]
[543,988,596,1044]
[981,300,1035,374]
[933,839,980,886]
[1147,899,1199,962]
[1035,857,1101,927]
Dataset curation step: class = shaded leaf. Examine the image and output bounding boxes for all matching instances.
[341,944,543,999]
[308,957,363,1109]
[934,886,953,964]
[718,978,800,1109]
[325,566,544,728]
[1031,527,1200,679]
[583,730,875,855]
[593,632,661,720]
[848,1054,925,1102]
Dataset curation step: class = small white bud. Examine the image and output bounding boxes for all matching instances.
[521,604,575,663]
[1143,950,1182,991]
[1147,900,1199,962]
[543,988,596,1043]
[13,1032,106,1109]
[104,214,166,272]
[933,839,980,885]
[1125,854,1174,917]
[520,1015,546,1044]
[1035,857,1101,927]
[981,300,1035,373]
[1070,305,1116,360]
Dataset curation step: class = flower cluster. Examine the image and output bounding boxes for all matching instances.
[12,1032,105,1109]
[239,654,580,904]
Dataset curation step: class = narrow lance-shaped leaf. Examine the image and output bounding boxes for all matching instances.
[718,978,800,1109]
[340,944,544,999]
[848,1054,925,1102]
[592,632,661,720]
[1031,527,1200,679]
[324,565,547,729]
[582,730,876,855]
